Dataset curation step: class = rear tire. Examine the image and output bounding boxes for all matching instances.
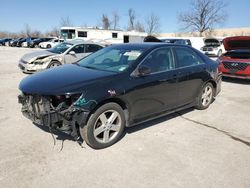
[80,103,125,149]
[195,83,214,110]
[47,44,51,48]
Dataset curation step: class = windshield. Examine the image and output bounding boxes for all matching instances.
[48,42,73,54]
[77,46,145,72]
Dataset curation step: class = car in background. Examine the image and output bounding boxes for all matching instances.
[200,38,225,57]
[217,36,250,79]
[18,40,104,73]
[161,38,192,46]
[29,38,54,48]
[10,38,23,47]
[39,38,64,49]
[22,37,37,47]
[0,38,12,46]
[18,43,221,149]
[16,38,28,47]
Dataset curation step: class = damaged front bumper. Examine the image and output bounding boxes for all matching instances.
[18,93,89,138]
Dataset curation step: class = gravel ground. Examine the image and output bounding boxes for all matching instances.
[0,46,250,188]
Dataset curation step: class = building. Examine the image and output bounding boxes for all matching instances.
[60,27,147,45]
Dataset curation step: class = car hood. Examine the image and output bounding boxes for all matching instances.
[204,38,220,45]
[19,64,117,95]
[21,50,56,62]
[223,36,250,51]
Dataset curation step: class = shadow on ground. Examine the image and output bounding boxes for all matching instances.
[222,77,250,85]
[33,108,195,149]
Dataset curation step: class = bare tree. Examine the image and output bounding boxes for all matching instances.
[128,8,136,30]
[102,14,111,29]
[145,13,160,34]
[134,21,145,32]
[112,11,120,30]
[31,30,42,37]
[60,16,73,27]
[178,0,227,36]
[24,24,31,37]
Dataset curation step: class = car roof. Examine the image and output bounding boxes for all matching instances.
[111,42,185,49]
[65,39,104,46]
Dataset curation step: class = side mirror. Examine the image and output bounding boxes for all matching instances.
[69,51,76,55]
[137,65,151,76]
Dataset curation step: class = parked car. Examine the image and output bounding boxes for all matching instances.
[29,38,54,48]
[161,39,192,46]
[0,38,12,46]
[217,36,250,79]
[22,37,37,47]
[16,38,28,47]
[18,40,104,73]
[200,38,225,57]
[39,38,64,49]
[10,38,23,47]
[18,43,222,149]
[8,38,16,46]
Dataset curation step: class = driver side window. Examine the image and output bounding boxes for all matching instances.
[140,47,174,74]
[70,44,84,54]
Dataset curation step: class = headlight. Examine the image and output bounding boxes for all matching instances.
[32,58,51,65]
[32,59,44,65]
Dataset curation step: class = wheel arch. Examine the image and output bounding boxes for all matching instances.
[87,97,130,126]
[206,79,217,96]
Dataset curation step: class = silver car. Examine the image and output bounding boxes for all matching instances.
[18,40,104,73]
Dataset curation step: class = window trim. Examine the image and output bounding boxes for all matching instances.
[131,46,176,76]
[112,32,118,38]
[78,31,88,38]
[173,46,205,69]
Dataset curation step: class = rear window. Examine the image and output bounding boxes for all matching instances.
[224,51,250,59]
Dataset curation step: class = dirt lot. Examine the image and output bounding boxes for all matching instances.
[0,46,250,188]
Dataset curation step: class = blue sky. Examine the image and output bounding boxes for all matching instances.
[0,0,249,33]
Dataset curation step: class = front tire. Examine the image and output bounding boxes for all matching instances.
[47,61,61,68]
[217,49,222,57]
[80,103,125,149]
[196,83,214,110]
[46,44,51,48]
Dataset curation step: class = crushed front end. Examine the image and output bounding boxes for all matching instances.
[18,93,90,139]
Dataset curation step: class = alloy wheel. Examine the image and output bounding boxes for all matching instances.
[93,110,122,143]
[201,85,213,107]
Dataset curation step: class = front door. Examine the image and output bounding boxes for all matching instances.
[64,44,85,64]
[125,47,179,121]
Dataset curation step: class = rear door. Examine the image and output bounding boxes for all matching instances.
[173,46,208,106]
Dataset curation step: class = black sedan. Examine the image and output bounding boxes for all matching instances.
[18,43,222,149]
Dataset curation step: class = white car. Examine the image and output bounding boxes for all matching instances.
[200,38,225,57]
[39,38,64,49]
[18,40,104,73]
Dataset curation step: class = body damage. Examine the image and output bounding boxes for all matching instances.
[18,43,221,144]
[19,50,63,73]
[18,64,125,139]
